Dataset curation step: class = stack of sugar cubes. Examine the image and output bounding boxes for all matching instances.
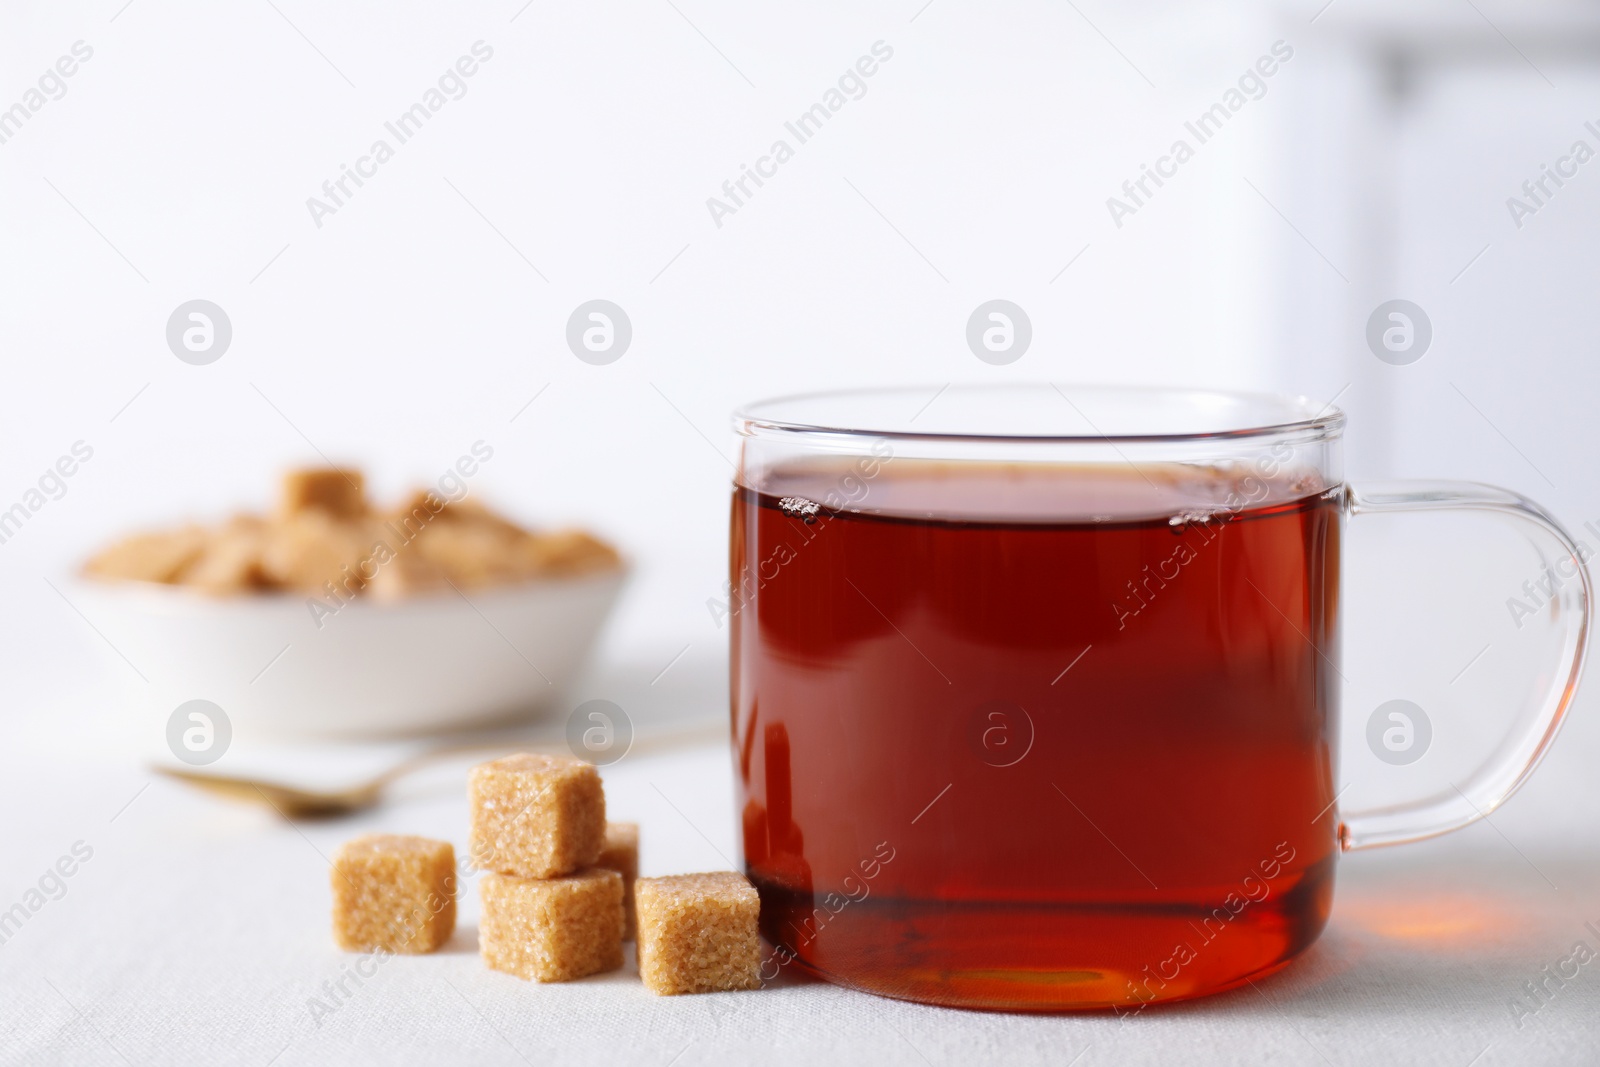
[331,753,764,993]
[470,753,631,982]
[468,753,764,994]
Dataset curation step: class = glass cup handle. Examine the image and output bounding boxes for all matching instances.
[1339,481,1592,851]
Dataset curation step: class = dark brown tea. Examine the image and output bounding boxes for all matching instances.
[730,459,1341,1011]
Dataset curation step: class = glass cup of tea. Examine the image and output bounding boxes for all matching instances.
[727,384,1589,1012]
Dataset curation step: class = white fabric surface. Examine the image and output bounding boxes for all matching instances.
[4,648,1599,1067]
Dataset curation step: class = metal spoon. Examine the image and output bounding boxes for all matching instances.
[150,720,725,818]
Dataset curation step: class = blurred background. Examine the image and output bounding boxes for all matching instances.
[2,0,1597,888]
[5,0,1600,1060]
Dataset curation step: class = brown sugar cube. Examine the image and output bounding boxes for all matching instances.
[82,527,208,584]
[438,499,529,539]
[479,869,624,982]
[279,468,367,520]
[520,529,622,577]
[179,517,272,594]
[636,872,762,995]
[468,754,605,878]
[330,834,456,954]
[361,542,448,601]
[259,511,373,595]
[412,521,525,588]
[596,822,640,939]
[388,489,450,538]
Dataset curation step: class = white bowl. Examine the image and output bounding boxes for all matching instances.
[75,569,627,740]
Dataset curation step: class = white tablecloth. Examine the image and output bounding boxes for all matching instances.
[3,647,1598,1067]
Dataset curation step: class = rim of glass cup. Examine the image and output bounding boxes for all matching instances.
[733,384,1346,445]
